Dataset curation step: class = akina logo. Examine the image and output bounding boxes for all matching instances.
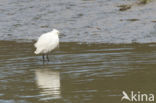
[121,91,154,102]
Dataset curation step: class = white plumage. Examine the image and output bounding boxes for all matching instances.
[34,29,60,62]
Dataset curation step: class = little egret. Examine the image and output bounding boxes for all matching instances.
[34,29,60,62]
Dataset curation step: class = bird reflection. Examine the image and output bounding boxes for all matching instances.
[35,69,61,99]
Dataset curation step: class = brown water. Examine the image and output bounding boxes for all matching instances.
[0,41,156,103]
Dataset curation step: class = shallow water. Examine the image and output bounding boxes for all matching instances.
[0,0,156,43]
[0,0,156,103]
[0,41,156,103]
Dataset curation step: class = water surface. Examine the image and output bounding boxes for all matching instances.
[0,0,156,103]
[0,41,156,103]
[0,0,156,43]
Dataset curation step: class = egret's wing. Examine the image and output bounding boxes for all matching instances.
[34,33,50,47]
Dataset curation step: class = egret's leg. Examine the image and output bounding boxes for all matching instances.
[42,54,45,62]
[46,54,50,62]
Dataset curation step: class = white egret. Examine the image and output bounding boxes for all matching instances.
[34,29,60,62]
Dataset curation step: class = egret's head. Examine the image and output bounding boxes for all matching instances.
[52,29,60,35]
